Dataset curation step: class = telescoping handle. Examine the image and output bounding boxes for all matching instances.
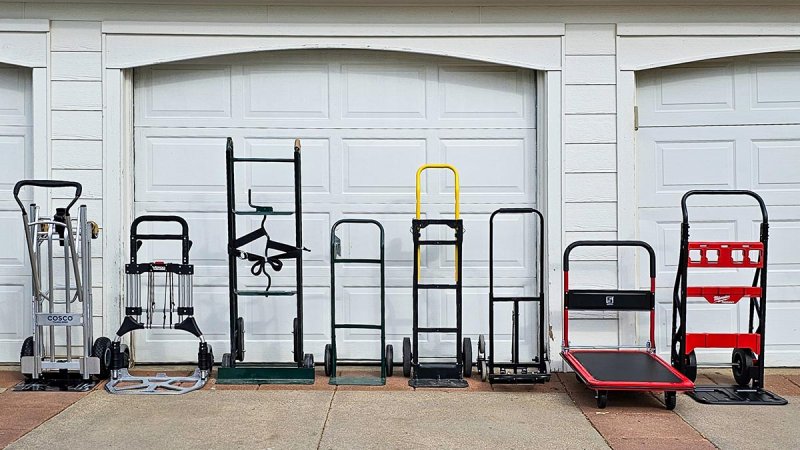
[681,190,768,223]
[130,215,191,264]
[563,240,656,286]
[415,164,460,219]
[13,180,82,214]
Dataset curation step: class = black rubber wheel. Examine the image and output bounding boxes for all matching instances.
[122,346,131,369]
[402,337,412,378]
[385,344,394,377]
[92,337,113,379]
[235,317,246,361]
[462,337,473,377]
[683,351,698,382]
[324,344,333,377]
[293,318,302,363]
[732,348,755,387]
[222,352,232,368]
[303,353,314,369]
[478,334,486,355]
[665,391,677,410]
[20,336,34,379]
[596,391,608,409]
[480,360,489,382]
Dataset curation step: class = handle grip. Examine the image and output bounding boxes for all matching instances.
[681,190,768,223]
[564,240,656,278]
[129,215,192,264]
[13,180,82,214]
[415,164,460,219]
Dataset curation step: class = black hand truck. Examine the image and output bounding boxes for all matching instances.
[562,240,694,409]
[217,137,314,384]
[476,208,550,384]
[325,219,393,385]
[672,190,787,405]
[402,164,471,388]
[13,180,105,392]
[106,215,212,394]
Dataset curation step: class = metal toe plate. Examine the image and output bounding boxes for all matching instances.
[105,368,207,395]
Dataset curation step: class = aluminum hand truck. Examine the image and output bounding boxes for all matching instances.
[401,164,471,388]
[217,137,315,384]
[13,180,105,392]
[325,219,393,385]
[476,208,550,384]
[672,190,787,405]
[562,240,694,409]
[106,215,212,395]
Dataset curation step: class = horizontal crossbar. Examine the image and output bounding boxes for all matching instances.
[334,324,382,330]
[685,332,761,354]
[687,286,762,304]
[491,296,542,302]
[417,327,458,333]
[417,284,458,290]
[333,258,382,264]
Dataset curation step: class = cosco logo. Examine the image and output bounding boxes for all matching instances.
[47,315,74,324]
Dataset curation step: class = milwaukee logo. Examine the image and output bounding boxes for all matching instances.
[713,295,732,303]
[605,296,615,306]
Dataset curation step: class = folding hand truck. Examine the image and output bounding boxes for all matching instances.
[672,190,787,405]
[106,216,212,395]
[402,164,471,388]
[476,208,550,384]
[325,219,393,385]
[217,137,315,384]
[562,241,694,409]
[13,180,105,392]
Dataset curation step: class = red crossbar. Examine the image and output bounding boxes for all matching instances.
[685,332,761,354]
[686,286,762,304]
[687,242,764,268]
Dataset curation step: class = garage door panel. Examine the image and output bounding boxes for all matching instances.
[244,63,330,119]
[0,64,31,127]
[342,63,427,119]
[751,138,800,194]
[342,138,426,194]
[638,54,800,127]
[441,138,530,196]
[138,65,232,120]
[247,137,330,194]
[438,65,532,121]
[0,282,28,345]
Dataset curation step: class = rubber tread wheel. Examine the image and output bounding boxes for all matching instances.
[20,336,34,379]
[385,344,394,377]
[92,337,113,379]
[596,391,608,409]
[480,360,489,382]
[293,318,302,363]
[303,353,314,369]
[665,391,677,410]
[683,351,698,382]
[732,348,755,387]
[123,346,131,369]
[402,337,412,378]
[478,334,486,355]
[462,337,473,377]
[235,317,246,361]
[324,344,333,377]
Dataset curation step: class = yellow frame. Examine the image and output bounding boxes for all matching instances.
[415,164,460,279]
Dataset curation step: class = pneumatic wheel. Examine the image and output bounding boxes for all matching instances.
[683,351,698,382]
[235,317,246,361]
[20,336,34,379]
[385,344,394,377]
[732,348,755,387]
[479,360,489,382]
[122,345,132,370]
[92,337,113,379]
[324,344,333,377]
[665,391,677,410]
[462,337,473,377]
[402,337,412,378]
[596,391,608,409]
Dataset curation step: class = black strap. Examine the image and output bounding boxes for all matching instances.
[228,218,308,276]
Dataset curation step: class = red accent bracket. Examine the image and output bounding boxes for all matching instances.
[687,286,762,304]
[687,242,764,268]
[685,332,761,354]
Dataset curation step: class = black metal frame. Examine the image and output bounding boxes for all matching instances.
[218,137,313,384]
[407,218,468,387]
[672,190,786,405]
[479,207,550,384]
[326,219,391,385]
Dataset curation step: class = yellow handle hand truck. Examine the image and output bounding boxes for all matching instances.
[402,164,471,388]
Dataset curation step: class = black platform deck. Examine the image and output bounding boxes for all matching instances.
[571,351,682,383]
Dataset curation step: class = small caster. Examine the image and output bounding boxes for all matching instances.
[324,344,333,377]
[385,344,394,377]
[462,337,472,377]
[303,353,314,369]
[478,334,486,356]
[665,391,677,410]
[480,360,489,382]
[683,351,697,382]
[732,348,755,387]
[92,336,113,379]
[596,391,608,409]
[402,337,412,378]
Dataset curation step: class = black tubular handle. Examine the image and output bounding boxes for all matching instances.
[681,190,768,223]
[331,218,384,235]
[130,215,192,264]
[13,180,82,214]
[490,207,537,218]
[564,240,656,278]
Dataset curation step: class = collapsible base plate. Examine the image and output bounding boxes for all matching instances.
[105,368,207,395]
[489,372,551,384]
[216,364,315,385]
[409,363,468,388]
[688,385,788,405]
[330,376,385,386]
[13,376,96,392]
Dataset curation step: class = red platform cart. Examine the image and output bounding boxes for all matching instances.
[672,190,787,405]
[562,240,694,409]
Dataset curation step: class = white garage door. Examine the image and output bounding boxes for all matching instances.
[132,50,538,363]
[0,64,32,362]
[637,53,800,366]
